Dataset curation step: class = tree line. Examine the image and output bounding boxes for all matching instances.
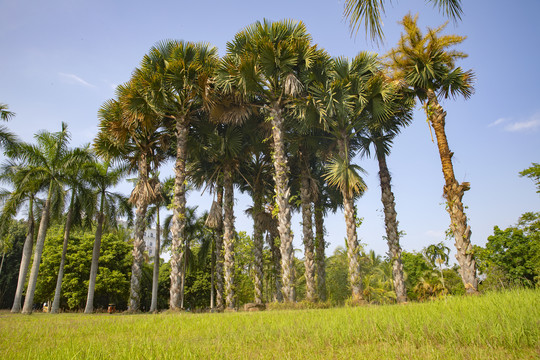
[3,12,536,313]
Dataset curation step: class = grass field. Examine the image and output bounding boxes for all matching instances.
[1,288,539,359]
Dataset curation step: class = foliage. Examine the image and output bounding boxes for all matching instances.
[0,220,26,308]
[474,212,540,290]
[519,162,540,194]
[325,247,350,305]
[34,226,132,310]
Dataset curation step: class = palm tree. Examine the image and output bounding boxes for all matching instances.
[424,242,450,289]
[217,19,318,302]
[49,146,94,314]
[6,123,85,314]
[357,71,413,303]
[343,0,463,42]
[0,160,43,312]
[82,158,131,314]
[388,14,477,293]
[134,40,218,310]
[311,54,379,303]
[0,103,18,150]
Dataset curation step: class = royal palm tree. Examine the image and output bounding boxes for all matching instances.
[50,146,94,314]
[134,40,218,310]
[217,19,319,302]
[0,160,43,312]
[357,71,413,303]
[343,0,463,42]
[388,14,477,293]
[6,123,85,314]
[82,158,131,314]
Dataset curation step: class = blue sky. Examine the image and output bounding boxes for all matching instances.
[1,0,539,260]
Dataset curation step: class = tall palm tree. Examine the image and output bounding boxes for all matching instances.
[0,160,43,312]
[343,0,463,42]
[357,72,413,303]
[311,54,379,303]
[387,14,477,293]
[424,242,450,288]
[50,146,94,314]
[82,158,131,314]
[134,40,218,310]
[217,19,318,302]
[6,123,85,314]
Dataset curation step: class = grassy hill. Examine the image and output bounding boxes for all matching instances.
[1,288,538,359]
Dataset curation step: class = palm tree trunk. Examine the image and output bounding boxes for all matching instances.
[210,239,215,309]
[150,207,161,313]
[268,215,283,302]
[300,156,316,302]
[376,149,407,303]
[84,193,106,314]
[170,119,188,310]
[223,163,235,309]
[215,184,224,310]
[129,158,149,312]
[22,183,52,314]
[338,135,363,303]
[50,193,76,314]
[426,90,478,294]
[270,106,295,302]
[11,197,35,313]
[314,198,327,302]
[252,187,264,305]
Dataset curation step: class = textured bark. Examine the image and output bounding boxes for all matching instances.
[170,120,188,310]
[426,90,478,294]
[129,156,149,312]
[270,106,295,302]
[22,184,52,314]
[314,199,327,302]
[268,226,283,302]
[150,208,161,313]
[376,149,407,303]
[338,136,363,303]
[84,206,105,314]
[300,157,316,302]
[50,193,75,314]
[215,185,225,310]
[223,164,236,309]
[11,198,35,313]
[252,188,264,304]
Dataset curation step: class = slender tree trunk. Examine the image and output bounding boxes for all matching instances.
[376,149,407,303]
[84,193,106,314]
[12,197,35,313]
[426,90,478,294]
[180,243,187,309]
[150,207,161,313]
[50,193,76,314]
[210,239,215,310]
[215,184,224,310]
[338,135,363,303]
[22,183,52,314]
[300,155,316,302]
[223,163,235,309]
[0,252,5,277]
[129,157,149,312]
[252,187,264,304]
[314,198,327,302]
[270,106,295,302]
[170,119,188,310]
[268,219,283,302]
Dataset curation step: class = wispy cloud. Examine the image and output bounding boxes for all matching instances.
[488,118,507,127]
[489,112,540,132]
[425,230,445,239]
[59,73,95,88]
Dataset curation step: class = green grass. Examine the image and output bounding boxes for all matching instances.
[1,289,539,359]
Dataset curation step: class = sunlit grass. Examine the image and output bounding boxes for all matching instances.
[1,288,538,359]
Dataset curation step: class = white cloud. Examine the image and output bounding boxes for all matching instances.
[425,230,445,239]
[488,118,507,127]
[59,73,95,88]
[504,114,540,132]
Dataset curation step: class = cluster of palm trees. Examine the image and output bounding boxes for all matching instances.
[1,12,478,313]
